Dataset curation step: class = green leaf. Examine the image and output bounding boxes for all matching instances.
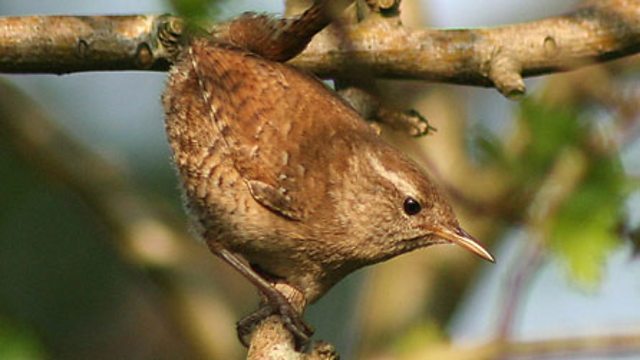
[497,98,627,287]
[548,150,626,286]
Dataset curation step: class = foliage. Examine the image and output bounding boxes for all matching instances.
[477,99,629,286]
[549,154,625,285]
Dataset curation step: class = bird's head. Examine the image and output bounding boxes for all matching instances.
[329,143,494,266]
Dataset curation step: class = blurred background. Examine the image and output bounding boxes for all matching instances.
[1,0,640,359]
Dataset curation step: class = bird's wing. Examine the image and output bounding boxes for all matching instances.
[188,40,368,220]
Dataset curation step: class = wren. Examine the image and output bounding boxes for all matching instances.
[162,1,494,348]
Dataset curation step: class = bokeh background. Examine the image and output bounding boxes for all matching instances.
[1,0,640,359]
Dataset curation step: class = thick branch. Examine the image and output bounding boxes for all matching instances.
[0,15,179,73]
[293,0,640,96]
[0,0,639,95]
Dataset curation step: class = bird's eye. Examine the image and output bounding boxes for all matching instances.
[403,197,422,216]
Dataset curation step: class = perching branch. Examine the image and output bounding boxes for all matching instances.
[246,283,338,360]
[0,0,639,96]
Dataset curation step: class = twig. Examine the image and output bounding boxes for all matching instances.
[496,242,544,339]
[492,146,590,342]
[0,0,639,96]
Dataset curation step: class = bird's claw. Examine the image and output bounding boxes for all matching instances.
[236,300,314,350]
[402,109,436,137]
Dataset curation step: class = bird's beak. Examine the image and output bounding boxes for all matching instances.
[434,226,495,263]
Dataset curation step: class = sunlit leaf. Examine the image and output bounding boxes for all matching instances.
[521,101,626,286]
[477,98,627,286]
[549,155,625,285]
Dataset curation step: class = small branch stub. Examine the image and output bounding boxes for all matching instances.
[156,15,185,60]
[489,49,525,99]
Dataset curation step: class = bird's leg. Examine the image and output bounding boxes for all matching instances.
[237,289,314,350]
[206,243,313,348]
[337,85,436,137]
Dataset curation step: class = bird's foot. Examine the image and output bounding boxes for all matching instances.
[377,107,436,137]
[237,291,314,350]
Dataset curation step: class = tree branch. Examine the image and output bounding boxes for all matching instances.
[246,283,338,360]
[294,0,640,96]
[0,0,639,95]
[0,15,179,73]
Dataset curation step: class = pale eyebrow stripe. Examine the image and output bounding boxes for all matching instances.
[366,152,419,197]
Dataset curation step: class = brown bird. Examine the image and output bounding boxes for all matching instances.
[162,2,494,347]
